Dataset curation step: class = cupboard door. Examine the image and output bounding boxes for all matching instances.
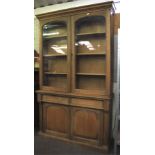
[71,11,109,95]
[71,107,103,145]
[41,17,71,92]
[43,103,70,137]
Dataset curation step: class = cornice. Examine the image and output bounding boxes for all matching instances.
[35,1,113,20]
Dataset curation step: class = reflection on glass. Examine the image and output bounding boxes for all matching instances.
[75,40,96,51]
[42,22,67,55]
[44,38,67,55]
[43,32,60,37]
[75,37,105,53]
[43,23,67,38]
[50,45,66,54]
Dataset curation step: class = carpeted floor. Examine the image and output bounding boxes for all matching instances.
[34,132,119,155]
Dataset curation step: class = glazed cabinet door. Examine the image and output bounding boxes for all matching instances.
[40,17,71,92]
[71,11,111,96]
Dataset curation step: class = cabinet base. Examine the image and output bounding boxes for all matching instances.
[37,131,109,152]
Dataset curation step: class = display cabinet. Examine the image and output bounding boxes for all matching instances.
[36,1,114,151]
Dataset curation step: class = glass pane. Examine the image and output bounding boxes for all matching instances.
[75,16,106,91]
[43,38,67,55]
[76,16,105,34]
[76,76,106,91]
[43,22,67,55]
[42,21,67,89]
[43,22,67,38]
[75,16,106,54]
[44,75,67,90]
[76,35,106,54]
[43,57,67,73]
[77,56,106,74]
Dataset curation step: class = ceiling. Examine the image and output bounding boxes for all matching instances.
[34,0,120,13]
[34,0,75,9]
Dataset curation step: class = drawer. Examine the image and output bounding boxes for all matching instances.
[70,98,104,109]
[42,95,69,105]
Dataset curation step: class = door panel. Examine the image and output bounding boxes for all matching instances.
[43,103,70,136]
[71,107,102,143]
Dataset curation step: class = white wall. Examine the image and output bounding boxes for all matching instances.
[34,16,39,52]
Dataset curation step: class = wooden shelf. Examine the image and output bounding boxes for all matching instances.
[76,32,105,36]
[44,54,67,57]
[77,52,106,56]
[44,72,67,75]
[43,34,67,39]
[76,73,106,76]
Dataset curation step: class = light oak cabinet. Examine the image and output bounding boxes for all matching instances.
[36,1,114,151]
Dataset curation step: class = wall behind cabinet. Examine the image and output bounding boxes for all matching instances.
[34,16,39,52]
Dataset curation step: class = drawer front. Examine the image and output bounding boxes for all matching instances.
[70,98,104,109]
[42,95,69,105]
